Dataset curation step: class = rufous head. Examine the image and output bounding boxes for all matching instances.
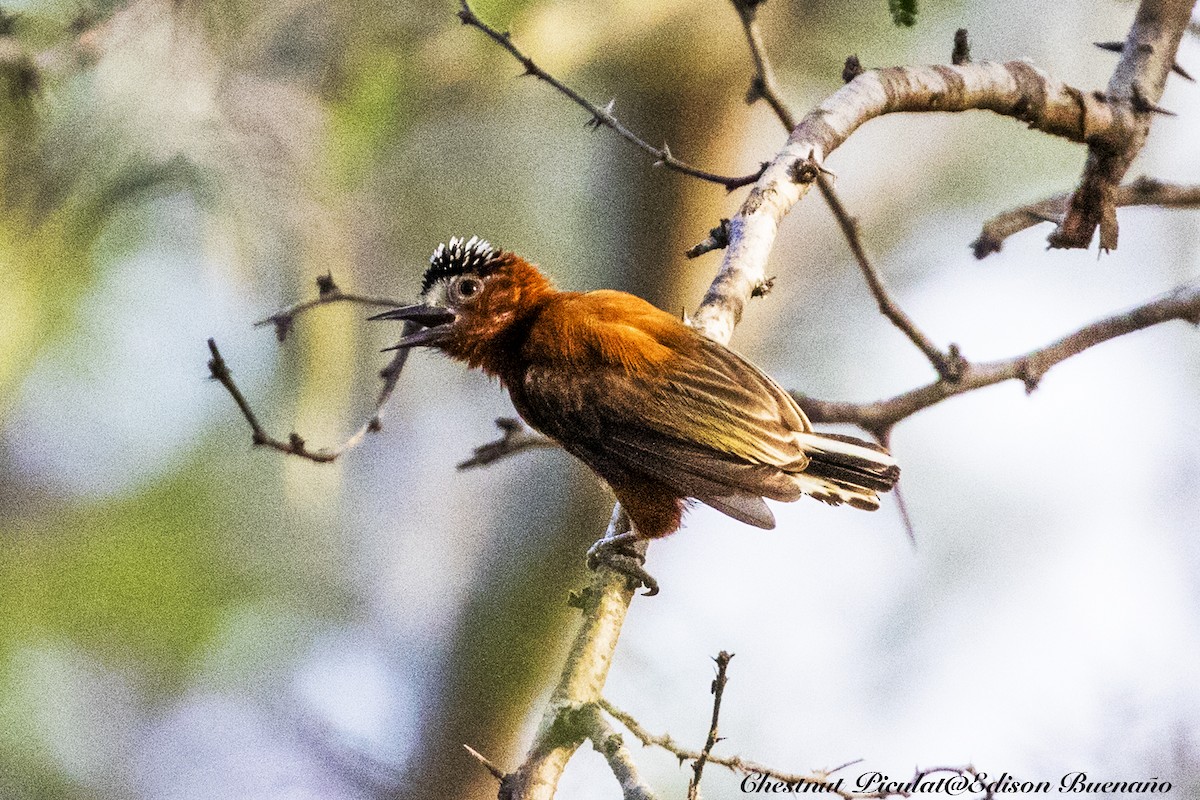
[370,236,554,370]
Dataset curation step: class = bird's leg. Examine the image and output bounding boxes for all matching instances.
[586,530,659,597]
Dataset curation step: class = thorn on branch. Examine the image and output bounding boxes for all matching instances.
[585,98,616,129]
[951,28,971,65]
[1016,360,1041,394]
[750,276,776,298]
[316,272,338,297]
[790,156,820,184]
[463,744,507,782]
[1094,40,1193,82]
[745,76,765,105]
[268,315,293,342]
[1130,83,1176,115]
[941,343,967,382]
[685,219,731,259]
[842,55,864,83]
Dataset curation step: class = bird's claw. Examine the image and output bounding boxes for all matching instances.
[586,537,659,596]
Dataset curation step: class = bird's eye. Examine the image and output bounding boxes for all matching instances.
[456,277,482,300]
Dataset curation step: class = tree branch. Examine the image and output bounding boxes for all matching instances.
[584,706,659,800]
[794,282,1200,437]
[816,173,966,380]
[499,507,644,800]
[456,0,763,192]
[601,697,986,799]
[1048,0,1196,251]
[687,651,733,800]
[728,1,964,381]
[690,58,1111,344]
[731,0,796,130]
[973,176,1200,258]
[457,418,558,470]
[208,275,414,463]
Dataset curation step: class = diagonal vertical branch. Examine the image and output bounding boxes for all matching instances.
[1048,0,1196,251]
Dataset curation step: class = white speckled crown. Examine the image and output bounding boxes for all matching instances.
[422,236,503,292]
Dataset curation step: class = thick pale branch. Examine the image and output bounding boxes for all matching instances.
[585,707,659,800]
[500,507,642,800]
[691,59,1108,344]
[795,282,1200,435]
[973,176,1200,258]
[1049,0,1196,251]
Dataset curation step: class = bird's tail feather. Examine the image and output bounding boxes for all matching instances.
[791,431,900,511]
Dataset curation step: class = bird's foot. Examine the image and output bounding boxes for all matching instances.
[586,532,659,596]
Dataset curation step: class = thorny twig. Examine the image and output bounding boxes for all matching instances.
[687,651,733,800]
[972,176,1200,258]
[209,275,414,463]
[601,697,987,800]
[795,282,1200,439]
[731,8,965,381]
[457,418,558,470]
[816,172,966,381]
[456,0,764,192]
[731,0,796,130]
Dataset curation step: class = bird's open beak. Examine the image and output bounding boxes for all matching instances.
[369,304,457,350]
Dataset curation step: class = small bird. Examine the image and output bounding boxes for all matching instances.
[373,237,899,592]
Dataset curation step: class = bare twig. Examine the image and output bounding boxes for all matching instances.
[1049,0,1195,251]
[457,418,558,470]
[208,275,415,463]
[253,273,407,341]
[601,698,978,800]
[731,0,796,129]
[816,173,966,380]
[456,0,763,192]
[794,282,1200,437]
[973,176,1200,258]
[687,651,733,800]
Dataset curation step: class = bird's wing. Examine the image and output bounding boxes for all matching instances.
[514,296,814,527]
